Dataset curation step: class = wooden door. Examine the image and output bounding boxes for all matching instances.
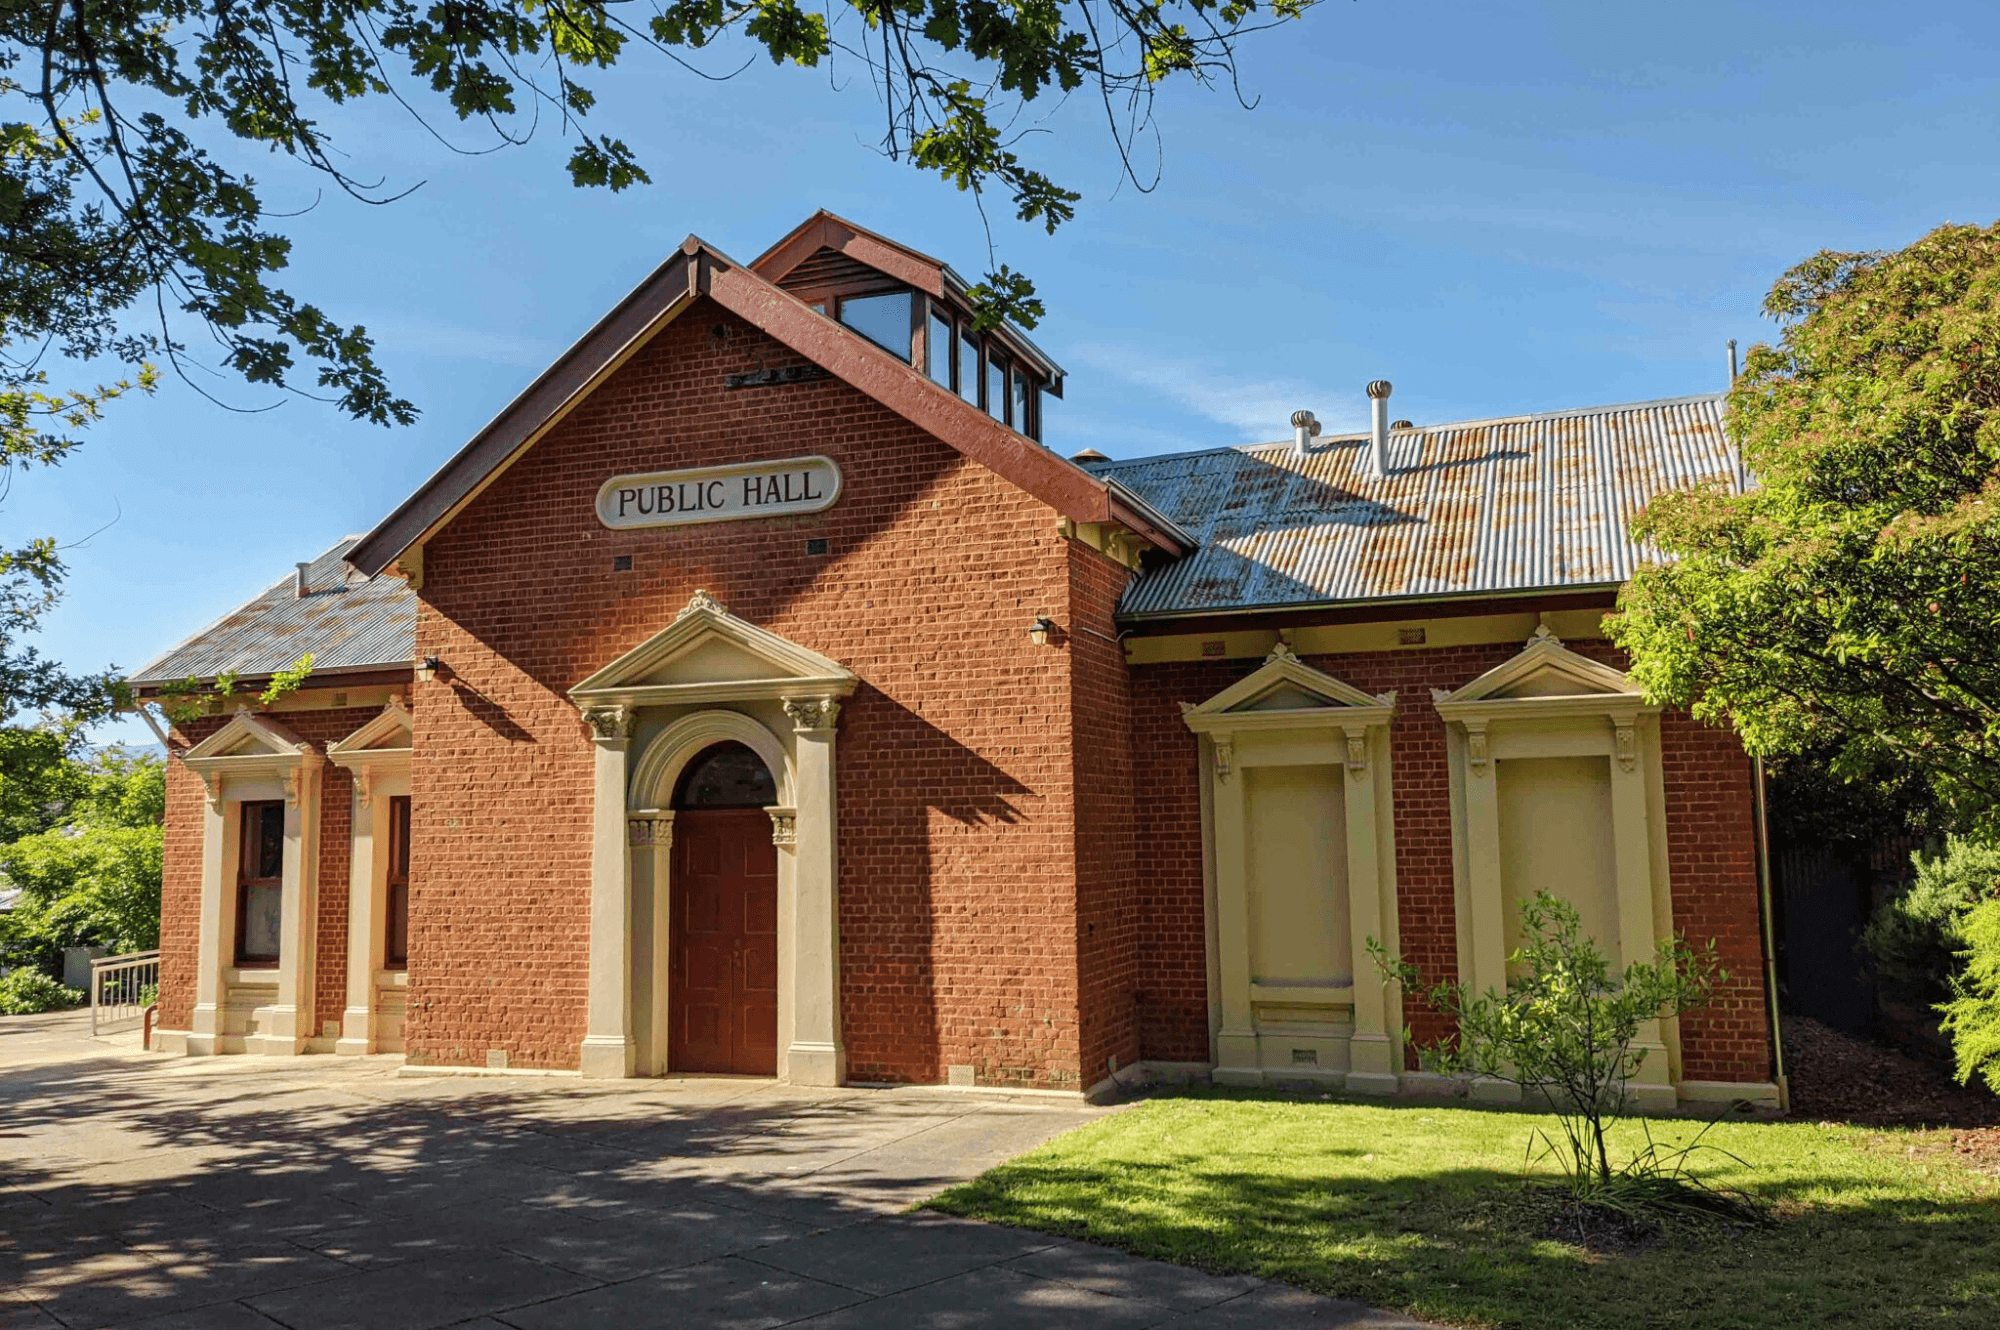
[669,809,778,1075]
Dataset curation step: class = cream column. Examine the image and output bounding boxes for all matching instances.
[782,697,845,1087]
[262,752,323,1055]
[1456,722,1520,1103]
[1207,733,1260,1085]
[581,705,636,1078]
[187,786,228,1056]
[336,776,383,1056]
[1341,724,1397,1094]
[1609,712,1673,1106]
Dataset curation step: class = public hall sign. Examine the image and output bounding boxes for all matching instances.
[596,455,841,530]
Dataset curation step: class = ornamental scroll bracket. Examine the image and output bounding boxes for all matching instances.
[1465,723,1490,777]
[1212,738,1234,782]
[1613,718,1639,773]
[766,807,797,848]
[1343,731,1369,776]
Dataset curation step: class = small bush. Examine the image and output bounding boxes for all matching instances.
[1864,837,2000,998]
[0,968,86,1015]
[1940,897,2000,1095]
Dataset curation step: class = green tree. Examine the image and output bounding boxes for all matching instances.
[1940,895,2000,1096]
[0,746,165,984]
[1862,837,2000,1002]
[1611,223,2000,832]
[0,0,1321,759]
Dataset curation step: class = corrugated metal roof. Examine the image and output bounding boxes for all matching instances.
[128,537,416,684]
[1089,394,1737,618]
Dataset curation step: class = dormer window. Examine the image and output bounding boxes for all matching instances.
[757,219,1061,444]
[836,291,913,357]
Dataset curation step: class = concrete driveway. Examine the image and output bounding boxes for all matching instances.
[1,1012,1433,1329]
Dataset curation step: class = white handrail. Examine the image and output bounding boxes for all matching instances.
[90,949,160,1037]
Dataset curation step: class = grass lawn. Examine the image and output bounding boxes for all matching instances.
[927,1090,2000,1329]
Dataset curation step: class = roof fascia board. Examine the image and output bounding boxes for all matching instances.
[1117,586,1623,633]
[347,248,704,575]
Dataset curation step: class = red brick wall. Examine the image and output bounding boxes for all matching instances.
[1129,639,1774,1082]
[157,703,383,1036]
[409,299,1089,1083]
[1070,545,1140,1086]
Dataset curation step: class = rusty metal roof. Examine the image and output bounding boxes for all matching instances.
[1089,394,1736,619]
[128,537,416,685]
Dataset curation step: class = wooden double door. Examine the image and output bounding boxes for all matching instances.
[669,809,778,1075]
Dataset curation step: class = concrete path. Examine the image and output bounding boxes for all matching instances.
[1,1011,1438,1329]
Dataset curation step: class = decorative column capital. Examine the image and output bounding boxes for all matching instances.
[766,807,797,848]
[628,810,675,847]
[783,697,841,733]
[583,704,633,741]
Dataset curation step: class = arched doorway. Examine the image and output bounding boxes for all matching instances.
[669,741,779,1075]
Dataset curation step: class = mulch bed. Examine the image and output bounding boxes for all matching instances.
[1784,1016,2000,1137]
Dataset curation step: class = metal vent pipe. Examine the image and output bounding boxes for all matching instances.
[1290,409,1320,459]
[1365,380,1393,478]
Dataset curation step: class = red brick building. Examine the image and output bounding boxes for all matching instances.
[133,212,1782,1108]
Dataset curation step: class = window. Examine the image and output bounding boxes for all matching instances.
[1011,368,1030,433]
[987,355,1006,422]
[837,291,912,357]
[928,309,954,388]
[673,742,777,809]
[386,796,411,968]
[958,328,979,405]
[235,800,285,965]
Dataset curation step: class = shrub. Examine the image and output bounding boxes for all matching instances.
[0,968,86,1015]
[1371,891,1741,1216]
[1863,837,2000,999]
[1940,898,2000,1096]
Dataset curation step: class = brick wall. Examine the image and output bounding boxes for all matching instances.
[1129,638,1774,1082]
[409,299,1090,1083]
[1070,545,1140,1086]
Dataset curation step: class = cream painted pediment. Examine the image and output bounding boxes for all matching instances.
[328,701,413,757]
[1182,643,1395,736]
[183,708,311,762]
[569,589,858,712]
[1432,627,1642,711]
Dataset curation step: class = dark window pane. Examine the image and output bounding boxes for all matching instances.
[387,795,411,967]
[958,330,979,404]
[987,357,1005,421]
[256,803,284,879]
[674,741,777,809]
[839,291,912,357]
[928,311,953,387]
[1011,369,1029,430]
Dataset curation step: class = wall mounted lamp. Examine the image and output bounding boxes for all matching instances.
[1028,617,1055,647]
[415,655,444,683]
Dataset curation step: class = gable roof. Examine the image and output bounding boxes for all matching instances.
[129,537,416,687]
[750,210,1065,390]
[1089,394,1737,620]
[346,229,1166,577]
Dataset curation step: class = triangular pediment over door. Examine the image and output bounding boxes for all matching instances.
[568,590,858,711]
[1181,643,1396,736]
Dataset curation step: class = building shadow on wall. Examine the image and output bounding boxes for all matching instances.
[837,686,1033,1089]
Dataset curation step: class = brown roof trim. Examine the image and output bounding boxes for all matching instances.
[752,212,947,299]
[348,244,706,576]
[348,234,1187,577]
[1118,587,1622,637]
[129,663,416,697]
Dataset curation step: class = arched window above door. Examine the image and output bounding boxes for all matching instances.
[673,741,777,809]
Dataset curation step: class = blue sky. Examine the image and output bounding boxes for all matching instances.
[13,0,2000,747]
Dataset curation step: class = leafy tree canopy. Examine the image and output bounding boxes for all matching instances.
[1612,222,2000,834]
